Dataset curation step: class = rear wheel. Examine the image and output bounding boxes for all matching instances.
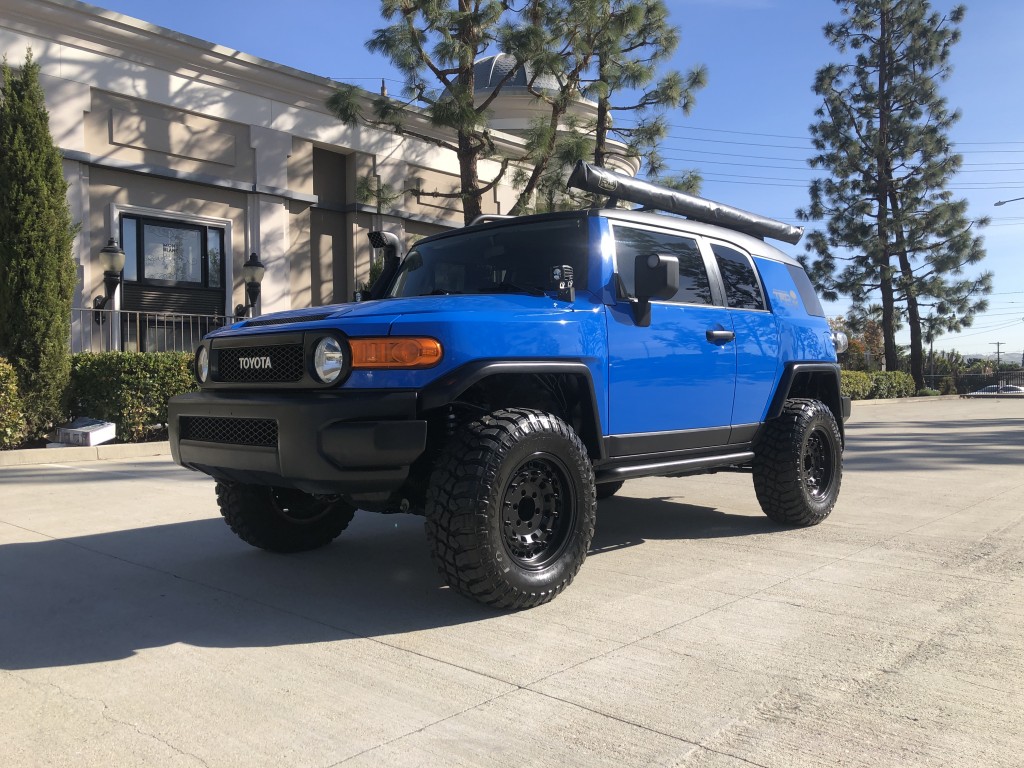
[753,398,842,526]
[425,408,596,609]
[216,482,356,552]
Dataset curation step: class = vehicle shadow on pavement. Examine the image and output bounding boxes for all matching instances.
[0,512,481,671]
[590,495,779,555]
[0,493,781,671]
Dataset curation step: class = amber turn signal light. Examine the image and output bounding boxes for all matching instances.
[349,337,442,369]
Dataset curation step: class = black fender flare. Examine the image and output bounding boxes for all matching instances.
[766,361,849,439]
[419,359,606,460]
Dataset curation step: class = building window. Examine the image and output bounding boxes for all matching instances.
[120,215,224,289]
[116,213,229,352]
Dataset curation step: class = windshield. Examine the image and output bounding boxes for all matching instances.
[386,218,589,298]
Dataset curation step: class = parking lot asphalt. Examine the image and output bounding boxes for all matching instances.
[1,397,1022,767]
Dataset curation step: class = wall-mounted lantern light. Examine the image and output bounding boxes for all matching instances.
[92,238,125,323]
[235,252,266,318]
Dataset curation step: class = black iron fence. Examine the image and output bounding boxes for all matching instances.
[72,308,232,354]
[921,370,1024,395]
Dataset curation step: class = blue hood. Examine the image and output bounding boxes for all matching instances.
[211,294,576,338]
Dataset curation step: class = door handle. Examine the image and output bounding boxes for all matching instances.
[706,328,735,344]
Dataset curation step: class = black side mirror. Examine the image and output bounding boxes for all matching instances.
[632,253,679,327]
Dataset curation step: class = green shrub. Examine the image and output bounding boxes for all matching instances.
[0,356,27,449]
[916,388,940,397]
[69,352,196,442]
[869,370,916,399]
[939,376,957,395]
[841,370,872,400]
[894,371,916,397]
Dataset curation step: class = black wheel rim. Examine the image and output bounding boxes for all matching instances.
[499,452,577,571]
[269,488,336,524]
[802,427,835,502]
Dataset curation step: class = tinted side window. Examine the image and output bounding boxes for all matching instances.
[712,244,765,311]
[613,226,712,305]
[786,264,825,316]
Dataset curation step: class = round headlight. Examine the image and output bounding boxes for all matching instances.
[195,346,209,383]
[314,337,346,384]
[832,331,850,354]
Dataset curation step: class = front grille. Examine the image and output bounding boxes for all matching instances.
[217,344,304,383]
[179,416,278,447]
[245,312,333,328]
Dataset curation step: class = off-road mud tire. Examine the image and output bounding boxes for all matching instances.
[425,408,596,609]
[596,480,625,499]
[753,398,842,527]
[216,482,356,552]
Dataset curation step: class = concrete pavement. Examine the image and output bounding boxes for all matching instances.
[1,397,1022,767]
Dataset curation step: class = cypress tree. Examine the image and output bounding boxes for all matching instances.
[0,52,76,437]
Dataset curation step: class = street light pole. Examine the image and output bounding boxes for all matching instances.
[994,196,1024,206]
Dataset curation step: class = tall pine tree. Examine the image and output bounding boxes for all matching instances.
[327,0,705,222]
[799,0,990,388]
[584,0,705,183]
[0,52,76,437]
[514,0,706,210]
[326,0,530,225]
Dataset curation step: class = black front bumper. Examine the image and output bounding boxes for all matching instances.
[168,390,427,494]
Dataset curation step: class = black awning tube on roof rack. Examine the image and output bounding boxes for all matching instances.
[566,160,804,245]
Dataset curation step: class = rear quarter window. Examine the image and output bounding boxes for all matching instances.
[785,264,825,317]
[711,244,766,311]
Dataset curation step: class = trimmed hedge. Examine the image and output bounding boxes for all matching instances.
[842,370,916,400]
[841,370,872,401]
[0,356,27,450]
[869,370,915,399]
[69,352,196,442]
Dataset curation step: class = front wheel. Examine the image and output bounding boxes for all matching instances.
[596,480,625,500]
[216,483,356,552]
[753,398,842,526]
[425,408,596,609]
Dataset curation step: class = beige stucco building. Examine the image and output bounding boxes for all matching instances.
[0,0,636,352]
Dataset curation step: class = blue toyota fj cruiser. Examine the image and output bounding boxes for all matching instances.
[168,162,850,609]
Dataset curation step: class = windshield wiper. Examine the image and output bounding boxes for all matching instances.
[492,281,546,297]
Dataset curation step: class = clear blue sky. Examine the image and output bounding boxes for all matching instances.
[90,0,1024,360]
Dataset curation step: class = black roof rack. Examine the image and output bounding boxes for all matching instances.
[566,161,803,245]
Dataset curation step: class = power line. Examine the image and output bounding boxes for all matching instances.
[678,174,1024,192]
[946,320,1024,339]
[654,142,1024,167]
[664,155,1024,179]
[621,119,1024,149]
[969,310,1024,318]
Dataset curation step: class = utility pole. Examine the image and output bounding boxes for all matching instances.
[990,341,1003,370]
